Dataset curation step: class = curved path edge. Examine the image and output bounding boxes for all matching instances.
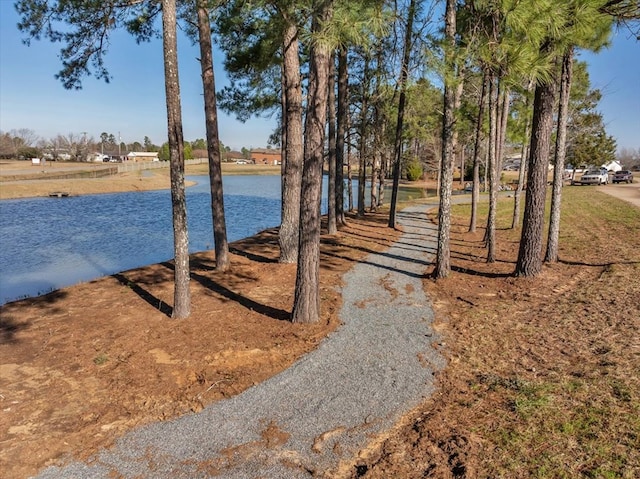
[34,202,445,479]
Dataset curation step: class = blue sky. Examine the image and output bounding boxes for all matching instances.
[0,2,276,151]
[579,28,640,153]
[0,2,638,152]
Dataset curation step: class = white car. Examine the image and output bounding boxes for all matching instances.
[579,169,609,185]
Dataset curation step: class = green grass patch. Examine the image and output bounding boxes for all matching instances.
[451,187,640,257]
[441,187,640,478]
[93,353,109,366]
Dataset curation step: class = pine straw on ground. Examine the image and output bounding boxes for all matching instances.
[0,211,400,479]
[2,184,638,479]
[346,187,640,479]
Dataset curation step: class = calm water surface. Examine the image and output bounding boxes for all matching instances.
[0,175,427,305]
[0,175,321,305]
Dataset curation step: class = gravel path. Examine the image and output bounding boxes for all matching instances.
[34,202,445,479]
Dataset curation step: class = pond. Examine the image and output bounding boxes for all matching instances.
[0,176,285,305]
[0,175,428,305]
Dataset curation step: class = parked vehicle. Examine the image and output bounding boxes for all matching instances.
[579,169,609,185]
[612,170,634,184]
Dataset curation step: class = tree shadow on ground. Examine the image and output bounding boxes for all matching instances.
[160,262,291,321]
[112,273,173,318]
[559,259,640,268]
[450,265,513,278]
[0,290,69,343]
[227,228,280,264]
[104,211,404,324]
[0,316,22,343]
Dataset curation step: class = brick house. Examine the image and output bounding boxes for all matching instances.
[250,148,282,165]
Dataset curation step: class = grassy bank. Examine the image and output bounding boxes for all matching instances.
[0,161,282,199]
[0,160,433,201]
[354,186,640,478]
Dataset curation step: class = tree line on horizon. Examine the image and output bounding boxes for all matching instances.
[0,128,276,162]
[12,0,640,322]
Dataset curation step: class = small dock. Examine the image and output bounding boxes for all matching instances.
[48,192,70,198]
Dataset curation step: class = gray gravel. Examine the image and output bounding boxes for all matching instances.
[33,202,445,479]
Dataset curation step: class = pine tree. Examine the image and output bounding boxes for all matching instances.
[389,0,417,229]
[434,0,457,279]
[292,0,334,324]
[15,0,192,316]
[162,0,191,317]
[196,0,230,272]
[517,0,613,276]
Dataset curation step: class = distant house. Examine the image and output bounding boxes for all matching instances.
[191,149,208,160]
[88,152,108,162]
[224,150,247,162]
[127,151,159,162]
[221,150,247,163]
[250,148,282,165]
[602,160,622,172]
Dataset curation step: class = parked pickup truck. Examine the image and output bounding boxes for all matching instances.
[579,169,609,185]
[612,170,634,184]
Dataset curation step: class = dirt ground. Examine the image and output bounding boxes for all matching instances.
[0,210,402,479]
[342,187,640,478]
[1,163,638,478]
[0,161,398,477]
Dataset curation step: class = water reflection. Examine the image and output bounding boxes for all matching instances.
[0,175,427,305]
[0,175,287,305]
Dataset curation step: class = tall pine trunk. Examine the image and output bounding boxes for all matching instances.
[197,1,229,271]
[497,86,510,173]
[292,0,333,324]
[486,78,508,261]
[516,50,558,277]
[512,83,533,229]
[279,21,303,263]
[370,103,380,213]
[434,0,457,278]
[162,0,190,318]
[370,43,384,213]
[357,56,369,217]
[486,75,498,263]
[452,68,465,188]
[347,112,354,212]
[336,47,348,226]
[512,130,529,228]
[469,71,488,233]
[378,140,387,207]
[388,0,416,229]
[459,148,465,188]
[545,47,573,263]
[327,53,337,234]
